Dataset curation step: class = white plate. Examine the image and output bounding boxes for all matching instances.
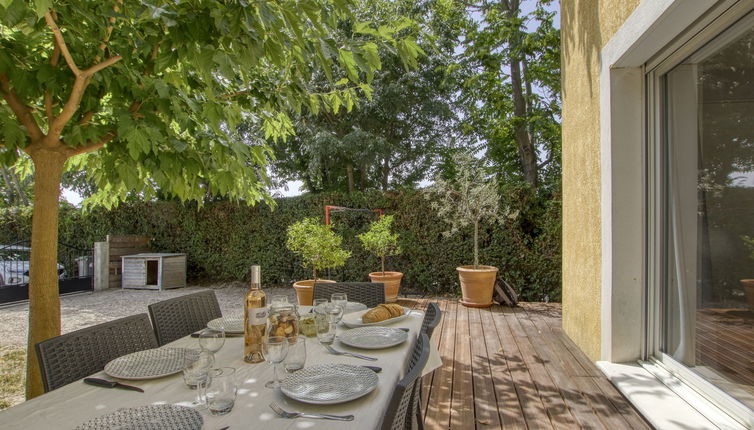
[75,404,202,430]
[341,306,412,328]
[339,326,408,349]
[280,364,378,405]
[207,313,244,334]
[104,348,198,380]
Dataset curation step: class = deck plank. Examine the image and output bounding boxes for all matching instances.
[425,300,457,429]
[450,304,475,429]
[468,307,502,429]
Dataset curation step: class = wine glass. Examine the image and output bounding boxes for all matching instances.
[331,293,347,318]
[198,328,225,354]
[263,336,289,389]
[182,350,215,408]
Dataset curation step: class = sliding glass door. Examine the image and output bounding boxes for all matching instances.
[649,10,754,424]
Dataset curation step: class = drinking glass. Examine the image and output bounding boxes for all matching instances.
[313,298,328,312]
[182,350,214,408]
[263,336,289,388]
[331,293,347,310]
[205,367,237,416]
[284,336,307,372]
[315,313,336,345]
[198,328,225,354]
[270,295,289,309]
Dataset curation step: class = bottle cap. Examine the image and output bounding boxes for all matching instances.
[250,265,261,284]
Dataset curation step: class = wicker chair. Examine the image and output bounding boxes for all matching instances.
[313,282,386,307]
[148,290,222,346]
[380,333,430,430]
[35,313,157,392]
[421,302,442,338]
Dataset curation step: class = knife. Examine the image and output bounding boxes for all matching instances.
[84,377,144,393]
[362,366,382,373]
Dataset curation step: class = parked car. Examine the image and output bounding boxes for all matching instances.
[0,245,66,286]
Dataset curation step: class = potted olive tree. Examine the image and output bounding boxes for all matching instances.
[358,215,403,302]
[286,217,351,305]
[428,153,511,308]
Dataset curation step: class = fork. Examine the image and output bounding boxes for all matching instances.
[269,403,354,421]
[323,344,378,361]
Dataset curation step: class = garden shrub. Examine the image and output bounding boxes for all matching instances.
[0,189,562,301]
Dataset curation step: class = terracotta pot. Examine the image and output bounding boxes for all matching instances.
[293,279,336,306]
[368,271,404,303]
[457,265,498,308]
[740,279,754,309]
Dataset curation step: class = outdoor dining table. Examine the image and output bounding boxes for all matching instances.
[0,306,439,430]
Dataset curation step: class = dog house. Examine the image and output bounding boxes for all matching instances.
[121,253,187,290]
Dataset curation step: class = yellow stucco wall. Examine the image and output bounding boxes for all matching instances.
[560,0,641,360]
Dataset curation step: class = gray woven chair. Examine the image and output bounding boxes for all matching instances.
[148,290,222,346]
[35,313,157,392]
[313,282,386,307]
[421,302,442,338]
[380,333,431,430]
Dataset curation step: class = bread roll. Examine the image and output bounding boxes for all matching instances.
[362,306,391,323]
[383,304,403,317]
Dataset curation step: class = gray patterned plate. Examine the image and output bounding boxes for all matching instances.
[104,348,198,380]
[341,306,411,328]
[207,313,244,334]
[280,364,378,405]
[339,326,408,349]
[75,404,202,430]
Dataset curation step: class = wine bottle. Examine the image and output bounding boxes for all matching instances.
[244,265,267,363]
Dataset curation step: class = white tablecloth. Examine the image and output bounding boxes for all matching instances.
[1,308,440,430]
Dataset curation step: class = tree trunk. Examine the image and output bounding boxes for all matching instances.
[473,220,479,269]
[0,166,14,204]
[510,57,537,188]
[381,157,389,191]
[25,147,67,399]
[346,163,355,194]
[11,169,29,206]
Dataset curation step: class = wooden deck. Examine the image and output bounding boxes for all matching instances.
[398,299,651,430]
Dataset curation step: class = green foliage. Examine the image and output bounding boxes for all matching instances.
[428,152,513,268]
[286,217,351,279]
[0,0,420,207]
[0,189,561,301]
[357,214,401,273]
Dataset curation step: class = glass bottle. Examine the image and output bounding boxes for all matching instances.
[244,265,267,363]
[267,303,299,339]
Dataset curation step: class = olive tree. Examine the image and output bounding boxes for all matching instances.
[0,0,418,397]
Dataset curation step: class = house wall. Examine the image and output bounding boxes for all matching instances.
[560,0,642,360]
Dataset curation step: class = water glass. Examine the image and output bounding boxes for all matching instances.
[182,350,214,407]
[331,293,347,312]
[205,367,237,416]
[263,336,289,388]
[270,295,289,310]
[198,328,225,354]
[284,336,307,372]
[316,315,336,345]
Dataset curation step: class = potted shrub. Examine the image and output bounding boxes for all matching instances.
[286,217,351,305]
[358,215,403,302]
[428,152,512,308]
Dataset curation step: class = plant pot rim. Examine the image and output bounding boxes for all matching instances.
[457,265,498,272]
[292,279,336,288]
[368,271,404,277]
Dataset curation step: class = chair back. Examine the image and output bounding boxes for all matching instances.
[35,313,157,392]
[380,333,430,430]
[313,282,385,307]
[421,302,442,338]
[148,290,221,345]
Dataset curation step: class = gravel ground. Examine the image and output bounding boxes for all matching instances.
[0,283,297,349]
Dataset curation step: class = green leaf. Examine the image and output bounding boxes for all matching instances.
[33,0,51,17]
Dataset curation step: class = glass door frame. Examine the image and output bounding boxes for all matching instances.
[645,4,754,427]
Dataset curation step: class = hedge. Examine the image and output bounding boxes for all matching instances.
[0,188,562,301]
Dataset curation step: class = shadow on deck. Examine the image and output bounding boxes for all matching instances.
[398,299,652,430]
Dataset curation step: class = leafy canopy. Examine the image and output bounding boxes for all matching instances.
[358,214,401,273]
[286,217,351,279]
[0,0,419,207]
[428,152,513,268]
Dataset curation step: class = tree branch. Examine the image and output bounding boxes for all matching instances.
[77,111,95,126]
[0,74,45,142]
[537,153,553,169]
[66,131,115,156]
[45,12,81,76]
[84,56,122,76]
